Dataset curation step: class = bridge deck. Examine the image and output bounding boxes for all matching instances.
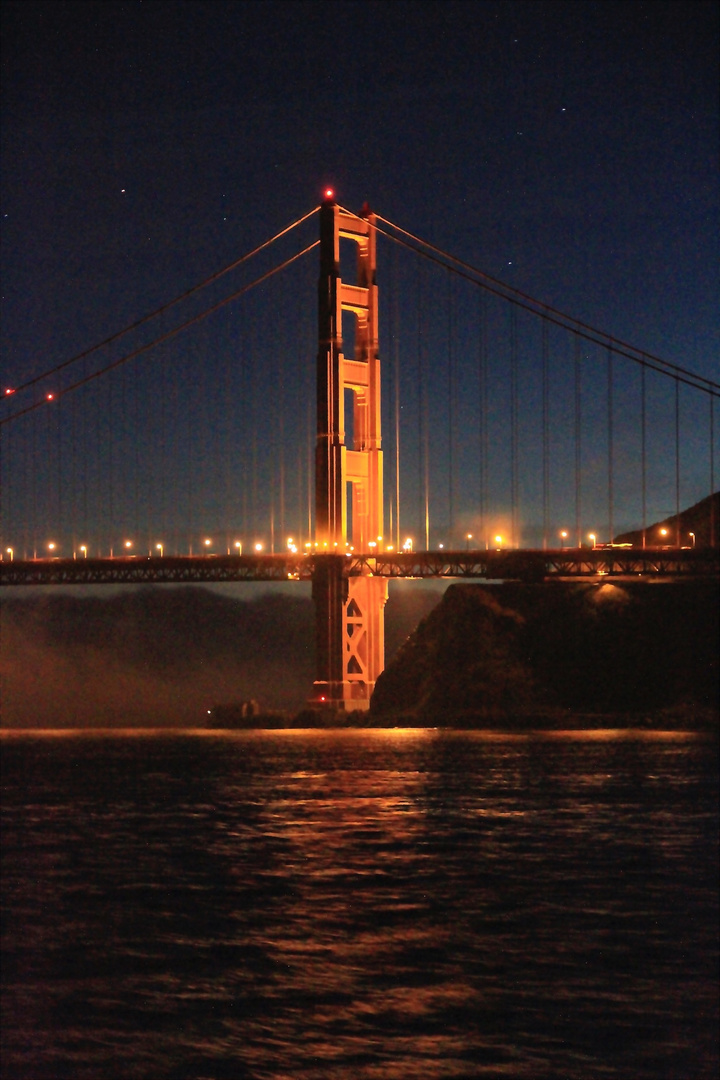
[1,548,717,587]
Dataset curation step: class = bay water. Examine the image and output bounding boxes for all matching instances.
[1,727,718,1079]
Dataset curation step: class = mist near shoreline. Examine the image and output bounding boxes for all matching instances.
[0,583,445,727]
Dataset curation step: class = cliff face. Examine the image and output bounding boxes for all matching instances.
[370,581,719,723]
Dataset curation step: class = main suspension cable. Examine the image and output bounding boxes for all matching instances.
[337,205,719,397]
[0,240,320,427]
[3,206,320,399]
[372,211,719,393]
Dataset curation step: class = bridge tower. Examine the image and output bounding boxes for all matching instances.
[313,195,388,709]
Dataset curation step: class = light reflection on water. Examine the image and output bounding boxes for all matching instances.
[1,727,718,1079]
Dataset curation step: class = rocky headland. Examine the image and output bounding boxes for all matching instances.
[369,580,719,728]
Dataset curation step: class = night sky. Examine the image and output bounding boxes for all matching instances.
[1,0,718,554]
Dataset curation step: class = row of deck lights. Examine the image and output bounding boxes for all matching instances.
[1,527,696,561]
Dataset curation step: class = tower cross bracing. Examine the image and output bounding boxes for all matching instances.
[313,198,387,709]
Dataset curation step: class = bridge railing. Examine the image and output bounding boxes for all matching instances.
[1,547,717,587]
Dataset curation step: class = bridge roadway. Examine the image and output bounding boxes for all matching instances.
[1,547,717,587]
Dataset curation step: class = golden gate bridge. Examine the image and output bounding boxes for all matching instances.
[1,192,718,708]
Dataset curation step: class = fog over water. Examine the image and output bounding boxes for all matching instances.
[0,583,446,725]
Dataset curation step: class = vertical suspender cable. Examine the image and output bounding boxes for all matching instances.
[0,426,6,552]
[70,383,77,554]
[187,346,194,555]
[542,318,549,549]
[0,426,6,553]
[387,244,394,545]
[418,263,430,549]
[423,281,430,550]
[278,312,286,550]
[607,345,614,544]
[251,310,259,548]
[136,360,141,548]
[391,246,400,549]
[93,381,100,554]
[641,361,647,548]
[574,333,582,548]
[119,358,125,541]
[240,321,249,543]
[107,376,114,554]
[447,269,454,543]
[710,392,716,548]
[478,290,487,549]
[82,364,88,546]
[269,314,277,553]
[674,377,680,546]
[510,305,518,547]
[394,320,401,551]
[307,396,313,542]
[31,415,37,557]
[56,393,62,549]
[223,316,232,553]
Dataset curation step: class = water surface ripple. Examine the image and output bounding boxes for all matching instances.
[1,728,718,1079]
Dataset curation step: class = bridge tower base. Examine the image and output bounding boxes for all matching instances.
[313,196,387,710]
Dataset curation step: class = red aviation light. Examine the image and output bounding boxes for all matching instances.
[324,188,334,200]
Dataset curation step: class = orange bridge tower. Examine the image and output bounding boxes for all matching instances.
[313,195,387,709]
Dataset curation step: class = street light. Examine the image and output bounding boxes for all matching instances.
[494,535,502,548]
[402,537,413,552]
[560,530,568,549]
[156,543,164,557]
[124,540,133,551]
[589,533,596,549]
[466,533,473,550]
[689,531,696,548]
[234,541,242,554]
[6,547,13,561]
[254,542,263,552]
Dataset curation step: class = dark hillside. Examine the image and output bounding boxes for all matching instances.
[614,491,719,548]
[371,581,719,724]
